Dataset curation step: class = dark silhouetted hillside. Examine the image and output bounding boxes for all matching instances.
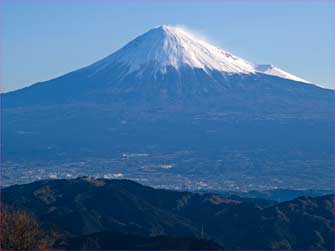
[1,177,333,250]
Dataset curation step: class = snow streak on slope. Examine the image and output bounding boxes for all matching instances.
[256,64,310,83]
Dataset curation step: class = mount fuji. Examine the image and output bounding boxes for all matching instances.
[94,25,310,83]
[2,26,333,190]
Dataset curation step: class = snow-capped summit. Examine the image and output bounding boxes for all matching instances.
[93,25,309,83]
[96,25,256,75]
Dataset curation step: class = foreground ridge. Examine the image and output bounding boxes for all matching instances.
[1,178,334,250]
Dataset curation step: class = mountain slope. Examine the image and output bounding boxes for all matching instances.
[61,231,222,250]
[1,178,334,250]
[255,64,310,83]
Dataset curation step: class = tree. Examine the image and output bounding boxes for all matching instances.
[0,205,55,250]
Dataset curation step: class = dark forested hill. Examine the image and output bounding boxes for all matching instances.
[1,177,333,250]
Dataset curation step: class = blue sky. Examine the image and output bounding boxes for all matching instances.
[1,0,334,91]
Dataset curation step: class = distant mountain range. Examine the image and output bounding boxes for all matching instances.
[1,177,333,250]
[204,188,333,203]
[2,25,333,190]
